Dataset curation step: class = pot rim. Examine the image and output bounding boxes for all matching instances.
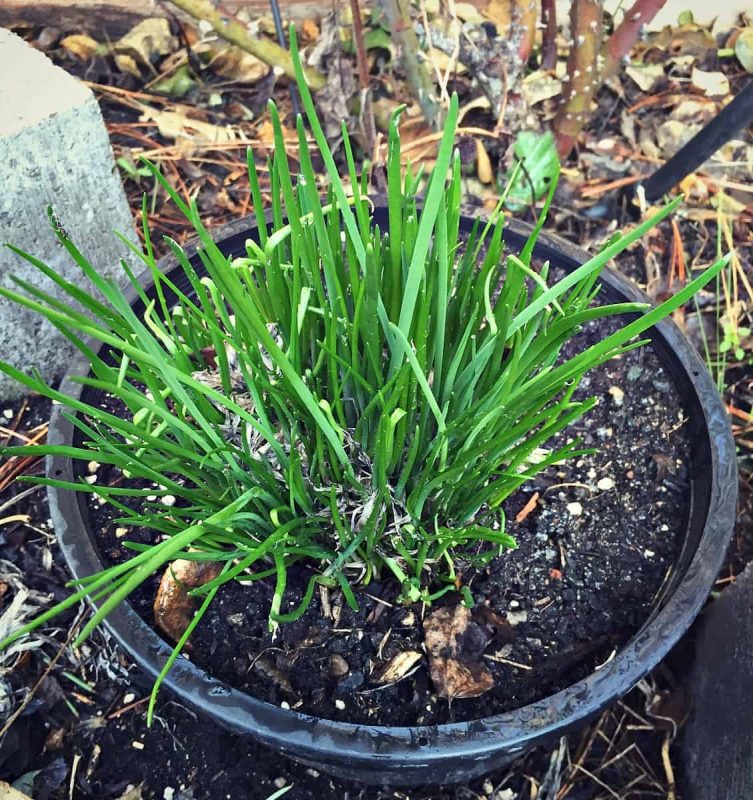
[47,212,737,768]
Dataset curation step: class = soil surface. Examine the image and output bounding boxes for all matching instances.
[86,316,691,727]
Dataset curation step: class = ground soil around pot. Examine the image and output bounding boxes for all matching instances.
[86,311,691,727]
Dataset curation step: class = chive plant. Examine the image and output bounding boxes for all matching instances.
[0,28,726,719]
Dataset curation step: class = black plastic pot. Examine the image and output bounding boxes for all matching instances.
[47,211,737,786]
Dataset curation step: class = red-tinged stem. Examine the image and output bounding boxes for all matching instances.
[349,0,376,151]
[604,0,667,78]
[553,0,604,158]
[517,0,538,61]
[541,0,557,70]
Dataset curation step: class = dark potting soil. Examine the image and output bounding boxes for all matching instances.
[84,313,692,728]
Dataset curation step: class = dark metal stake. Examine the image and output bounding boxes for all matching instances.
[640,80,753,202]
[269,0,301,117]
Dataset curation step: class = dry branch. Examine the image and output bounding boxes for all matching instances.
[382,0,441,126]
[167,0,326,89]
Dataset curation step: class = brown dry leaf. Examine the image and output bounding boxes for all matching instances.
[138,105,239,154]
[690,68,730,97]
[475,139,493,184]
[114,53,141,78]
[115,18,177,72]
[301,18,320,41]
[656,119,701,157]
[454,2,486,23]
[427,47,467,75]
[625,63,664,93]
[735,28,753,73]
[482,0,512,34]
[154,559,222,642]
[210,47,270,84]
[377,650,423,684]
[423,606,494,699]
[60,34,100,59]
[520,70,562,107]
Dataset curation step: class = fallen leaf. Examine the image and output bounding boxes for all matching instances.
[520,70,562,107]
[301,18,320,41]
[625,63,664,93]
[482,0,511,34]
[154,559,222,642]
[423,606,494,699]
[656,119,701,157]
[476,139,493,184]
[210,47,270,83]
[115,18,177,72]
[427,47,467,75]
[505,131,559,209]
[377,650,423,684]
[735,27,753,73]
[454,2,486,23]
[691,68,730,97]
[711,193,746,217]
[60,34,101,59]
[114,53,141,78]
[138,105,239,155]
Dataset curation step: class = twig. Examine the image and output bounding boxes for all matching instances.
[541,0,558,71]
[381,0,441,127]
[166,0,326,89]
[661,734,677,800]
[604,0,668,78]
[0,608,87,738]
[349,0,376,153]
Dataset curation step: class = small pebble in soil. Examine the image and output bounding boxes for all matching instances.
[597,477,615,491]
[608,385,625,406]
[84,475,97,484]
[161,495,176,507]
[2,409,13,420]
[273,778,287,789]
[280,701,290,710]
[87,460,100,473]
[328,654,349,677]
[644,549,656,558]
[335,699,346,710]
[115,527,128,538]
[132,741,144,750]
[337,671,364,692]
[507,609,528,626]
[163,789,174,800]
[401,611,416,626]
[566,501,584,516]
[227,613,245,627]
[122,692,135,704]
[627,365,642,381]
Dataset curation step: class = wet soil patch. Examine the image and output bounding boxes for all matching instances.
[85,315,691,727]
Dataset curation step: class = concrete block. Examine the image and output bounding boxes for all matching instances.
[0,28,137,400]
